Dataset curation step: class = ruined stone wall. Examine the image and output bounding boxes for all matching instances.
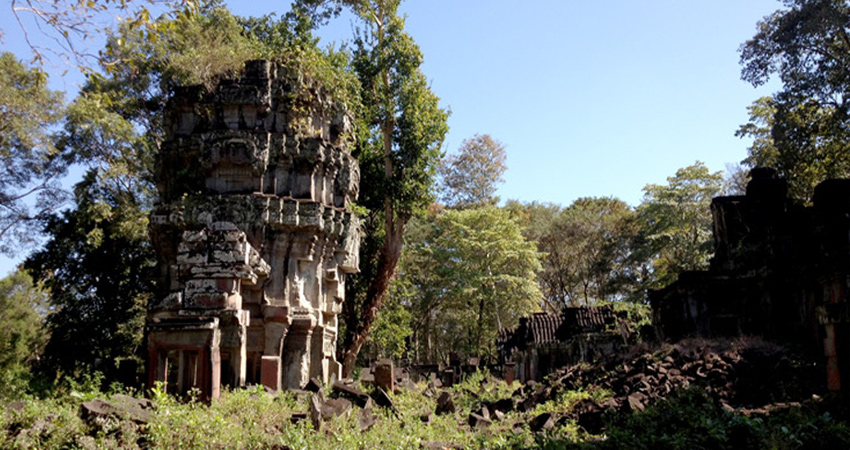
[651,168,850,395]
[499,307,625,382]
[147,60,360,399]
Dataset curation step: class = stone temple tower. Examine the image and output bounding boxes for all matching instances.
[147,60,360,399]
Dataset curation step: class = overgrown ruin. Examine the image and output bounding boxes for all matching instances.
[497,306,627,383]
[651,168,850,395]
[146,60,360,399]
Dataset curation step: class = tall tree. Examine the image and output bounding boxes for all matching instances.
[511,198,642,309]
[506,201,566,311]
[438,133,507,209]
[637,162,723,289]
[555,197,641,305]
[326,0,448,375]
[738,0,850,201]
[437,207,542,358]
[381,211,443,362]
[0,52,67,256]
[25,174,155,384]
[392,206,542,361]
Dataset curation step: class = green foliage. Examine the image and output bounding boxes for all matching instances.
[637,162,723,289]
[549,388,850,450]
[530,388,591,417]
[452,368,521,405]
[369,290,413,359]
[510,197,643,309]
[738,0,850,202]
[397,206,543,361]
[24,172,155,387]
[439,134,508,209]
[0,269,49,398]
[6,0,190,68]
[0,379,545,449]
[347,0,449,219]
[3,379,846,450]
[323,0,449,373]
[607,300,652,334]
[0,52,68,256]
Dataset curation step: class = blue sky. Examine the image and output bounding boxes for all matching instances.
[0,0,782,275]
[224,0,780,207]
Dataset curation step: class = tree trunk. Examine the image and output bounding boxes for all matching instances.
[340,222,403,377]
[340,107,400,378]
[424,310,432,363]
[476,294,485,358]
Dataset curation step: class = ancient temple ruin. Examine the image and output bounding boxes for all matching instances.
[497,306,627,383]
[146,60,360,399]
[651,168,850,395]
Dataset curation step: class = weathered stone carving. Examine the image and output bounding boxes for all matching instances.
[147,60,359,399]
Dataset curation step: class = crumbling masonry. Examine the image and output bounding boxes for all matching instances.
[147,60,360,399]
[651,168,850,397]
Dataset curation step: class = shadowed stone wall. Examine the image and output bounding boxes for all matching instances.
[651,168,850,396]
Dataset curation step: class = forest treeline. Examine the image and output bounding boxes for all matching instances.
[1,0,848,396]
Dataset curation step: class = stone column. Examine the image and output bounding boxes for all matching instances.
[282,315,316,389]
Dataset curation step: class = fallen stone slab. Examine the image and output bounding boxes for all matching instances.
[332,380,372,408]
[371,387,394,409]
[626,393,646,412]
[359,406,376,432]
[488,397,515,413]
[304,377,323,393]
[79,395,153,425]
[374,359,394,392]
[371,387,401,418]
[7,401,25,413]
[529,412,556,432]
[396,378,418,392]
[468,412,492,429]
[321,398,353,421]
[435,391,455,415]
[309,393,324,430]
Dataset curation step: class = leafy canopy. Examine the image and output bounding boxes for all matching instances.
[393,206,543,360]
[438,134,507,209]
[738,0,850,201]
[637,161,723,288]
[0,52,68,256]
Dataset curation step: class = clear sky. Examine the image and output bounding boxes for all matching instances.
[0,0,783,275]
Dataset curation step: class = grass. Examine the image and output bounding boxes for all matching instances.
[0,371,585,450]
[1,368,848,449]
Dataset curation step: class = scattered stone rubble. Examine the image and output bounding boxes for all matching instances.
[482,338,825,434]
